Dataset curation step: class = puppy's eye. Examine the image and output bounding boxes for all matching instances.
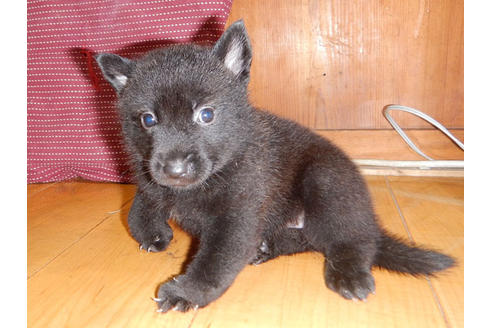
[140,112,157,128]
[197,107,215,124]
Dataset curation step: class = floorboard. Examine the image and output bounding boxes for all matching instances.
[27,182,135,278]
[386,177,464,328]
[27,176,463,327]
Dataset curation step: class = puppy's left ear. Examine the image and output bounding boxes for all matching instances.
[95,53,135,93]
[212,20,252,82]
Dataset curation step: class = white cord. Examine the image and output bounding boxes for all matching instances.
[383,105,464,161]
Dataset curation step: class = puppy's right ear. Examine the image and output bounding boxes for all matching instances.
[95,53,135,93]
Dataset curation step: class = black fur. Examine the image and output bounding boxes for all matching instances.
[96,20,455,312]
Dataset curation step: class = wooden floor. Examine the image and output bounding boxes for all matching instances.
[27,176,463,328]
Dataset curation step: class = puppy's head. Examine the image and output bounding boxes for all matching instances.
[96,21,253,189]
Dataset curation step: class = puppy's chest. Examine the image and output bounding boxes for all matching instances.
[169,194,225,236]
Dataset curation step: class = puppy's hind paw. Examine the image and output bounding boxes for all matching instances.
[250,241,273,265]
[325,269,375,301]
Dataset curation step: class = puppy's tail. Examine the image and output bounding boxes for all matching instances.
[374,230,455,276]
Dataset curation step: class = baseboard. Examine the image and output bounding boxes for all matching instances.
[357,167,463,177]
[316,129,464,177]
[316,129,464,161]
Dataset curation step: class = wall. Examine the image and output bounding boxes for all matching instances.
[226,0,464,160]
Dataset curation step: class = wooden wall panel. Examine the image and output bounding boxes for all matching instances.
[317,129,464,161]
[226,0,463,130]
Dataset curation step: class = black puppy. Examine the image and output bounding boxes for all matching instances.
[96,20,454,312]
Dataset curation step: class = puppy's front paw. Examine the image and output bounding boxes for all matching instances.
[153,276,198,313]
[139,234,171,253]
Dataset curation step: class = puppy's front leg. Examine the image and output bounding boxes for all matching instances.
[154,219,256,312]
[128,190,174,252]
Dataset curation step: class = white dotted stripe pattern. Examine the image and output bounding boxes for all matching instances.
[27,0,232,183]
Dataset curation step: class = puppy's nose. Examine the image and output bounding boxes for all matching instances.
[163,154,194,179]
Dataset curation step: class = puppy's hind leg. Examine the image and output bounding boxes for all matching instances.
[304,213,378,301]
[300,155,379,301]
[303,211,377,300]
[250,227,312,265]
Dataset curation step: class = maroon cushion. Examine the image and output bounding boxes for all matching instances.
[27,0,233,183]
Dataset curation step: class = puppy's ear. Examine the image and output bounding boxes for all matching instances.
[212,20,252,82]
[95,53,135,93]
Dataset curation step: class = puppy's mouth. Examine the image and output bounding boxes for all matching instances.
[160,176,199,188]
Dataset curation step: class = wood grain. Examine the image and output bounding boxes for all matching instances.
[27,182,56,198]
[227,0,463,130]
[386,176,464,328]
[28,203,197,328]
[27,181,136,277]
[27,178,464,327]
[317,129,464,160]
